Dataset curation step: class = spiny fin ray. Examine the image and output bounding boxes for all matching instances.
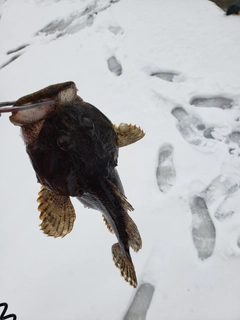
[102,214,114,234]
[125,213,142,252]
[106,179,134,212]
[113,123,145,147]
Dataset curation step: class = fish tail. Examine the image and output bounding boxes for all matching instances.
[112,243,138,288]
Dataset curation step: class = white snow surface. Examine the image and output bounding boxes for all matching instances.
[1,0,240,319]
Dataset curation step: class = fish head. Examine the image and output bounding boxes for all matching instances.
[9,81,78,126]
[9,81,80,144]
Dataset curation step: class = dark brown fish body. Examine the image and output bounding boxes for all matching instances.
[27,101,132,259]
[27,101,118,196]
[9,81,144,287]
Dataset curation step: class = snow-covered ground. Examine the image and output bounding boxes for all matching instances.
[1,0,240,319]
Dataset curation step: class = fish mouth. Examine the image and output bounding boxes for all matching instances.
[0,81,78,126]
[9,100,56,125]
[0,100,55,113]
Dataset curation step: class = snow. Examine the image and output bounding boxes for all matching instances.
[1,0,240,319]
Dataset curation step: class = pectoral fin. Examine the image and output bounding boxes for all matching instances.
[113,123,145,147]
[37,185,76,237]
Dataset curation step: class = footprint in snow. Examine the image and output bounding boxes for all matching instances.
[7,44,29,55]
[203,127,216,140]
[171,106,211,147]
[36,1,120,37]
[0,54,22,70]
[190,96,235,109]
[108,24,123,35]
[0,44,29,70]
[226,131,240,154]
[107,56,122,76]
[123,282,155,320]
[237,236,240,249]
[228,131,240,147]
[189,195,216,260]
[200,175,239,221]
[150,71,180,82]
[156,143,176,193]
[214,190,240,221]
[203,127,227,141]
[201,175,238,205]
[202,126,238,153]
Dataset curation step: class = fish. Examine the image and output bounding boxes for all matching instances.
[8,81,145,287]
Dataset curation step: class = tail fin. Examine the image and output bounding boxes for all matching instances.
[37,185,76,237]
[112,243,138,288]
